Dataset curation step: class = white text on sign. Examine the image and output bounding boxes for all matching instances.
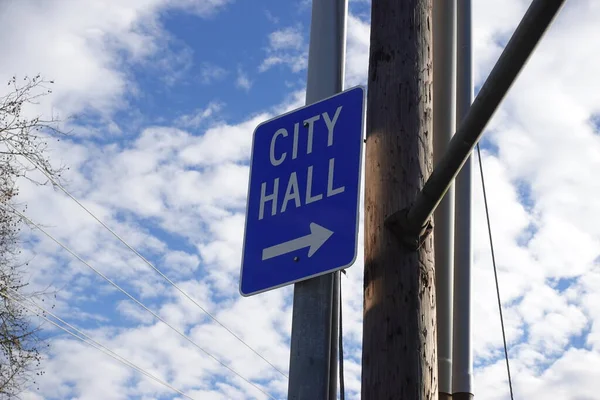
[259,106,345,220]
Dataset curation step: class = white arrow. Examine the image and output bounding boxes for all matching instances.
[262,223,334,261]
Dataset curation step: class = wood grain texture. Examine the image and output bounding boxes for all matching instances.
[362,0,437,399]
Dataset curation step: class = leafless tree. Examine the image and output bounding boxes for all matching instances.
[0,75,65,398]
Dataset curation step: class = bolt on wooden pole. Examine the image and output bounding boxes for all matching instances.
[362,0,437,399]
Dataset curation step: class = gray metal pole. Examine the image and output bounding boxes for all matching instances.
[287,0,347,399]
[329,271,340,400]
[453,0,474,399]
[395,0,566,236]
[432,1,456,398]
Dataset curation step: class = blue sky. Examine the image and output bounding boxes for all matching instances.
[3,0,600,399]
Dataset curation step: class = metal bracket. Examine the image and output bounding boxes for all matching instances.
[384,208,434,251]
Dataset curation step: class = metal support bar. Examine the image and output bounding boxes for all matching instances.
[385,0,566,241]
[432,1,456,396]
[329,271,340,400]
[287,0,348,399]
[453,0,474,397]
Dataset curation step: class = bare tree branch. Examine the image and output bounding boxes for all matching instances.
[0,74,64,398]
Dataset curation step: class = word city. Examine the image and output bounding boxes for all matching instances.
[258,106,346,220]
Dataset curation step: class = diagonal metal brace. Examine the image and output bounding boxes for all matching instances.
[384,0,565,251]
[385,208,434,251]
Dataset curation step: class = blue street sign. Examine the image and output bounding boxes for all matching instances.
[240,86,365,296]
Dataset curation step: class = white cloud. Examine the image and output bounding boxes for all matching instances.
[345,14,370,88]
[198,62,228,84]
[236,67,253,91]
[264,10,280,24]
[162,250,201,277]
[170,0,232,18]
[178,115,270,166]
[259,26,308,73]
[0,0,232,124]
[175,102,223,129]
[268,26,304,50]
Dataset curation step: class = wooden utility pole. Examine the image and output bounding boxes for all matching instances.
[362,0,437,399]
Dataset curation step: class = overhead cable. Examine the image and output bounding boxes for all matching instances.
[4,203,278,400]
[4,140,288,379]
[2,289,198,400]
[476,144,515,400]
